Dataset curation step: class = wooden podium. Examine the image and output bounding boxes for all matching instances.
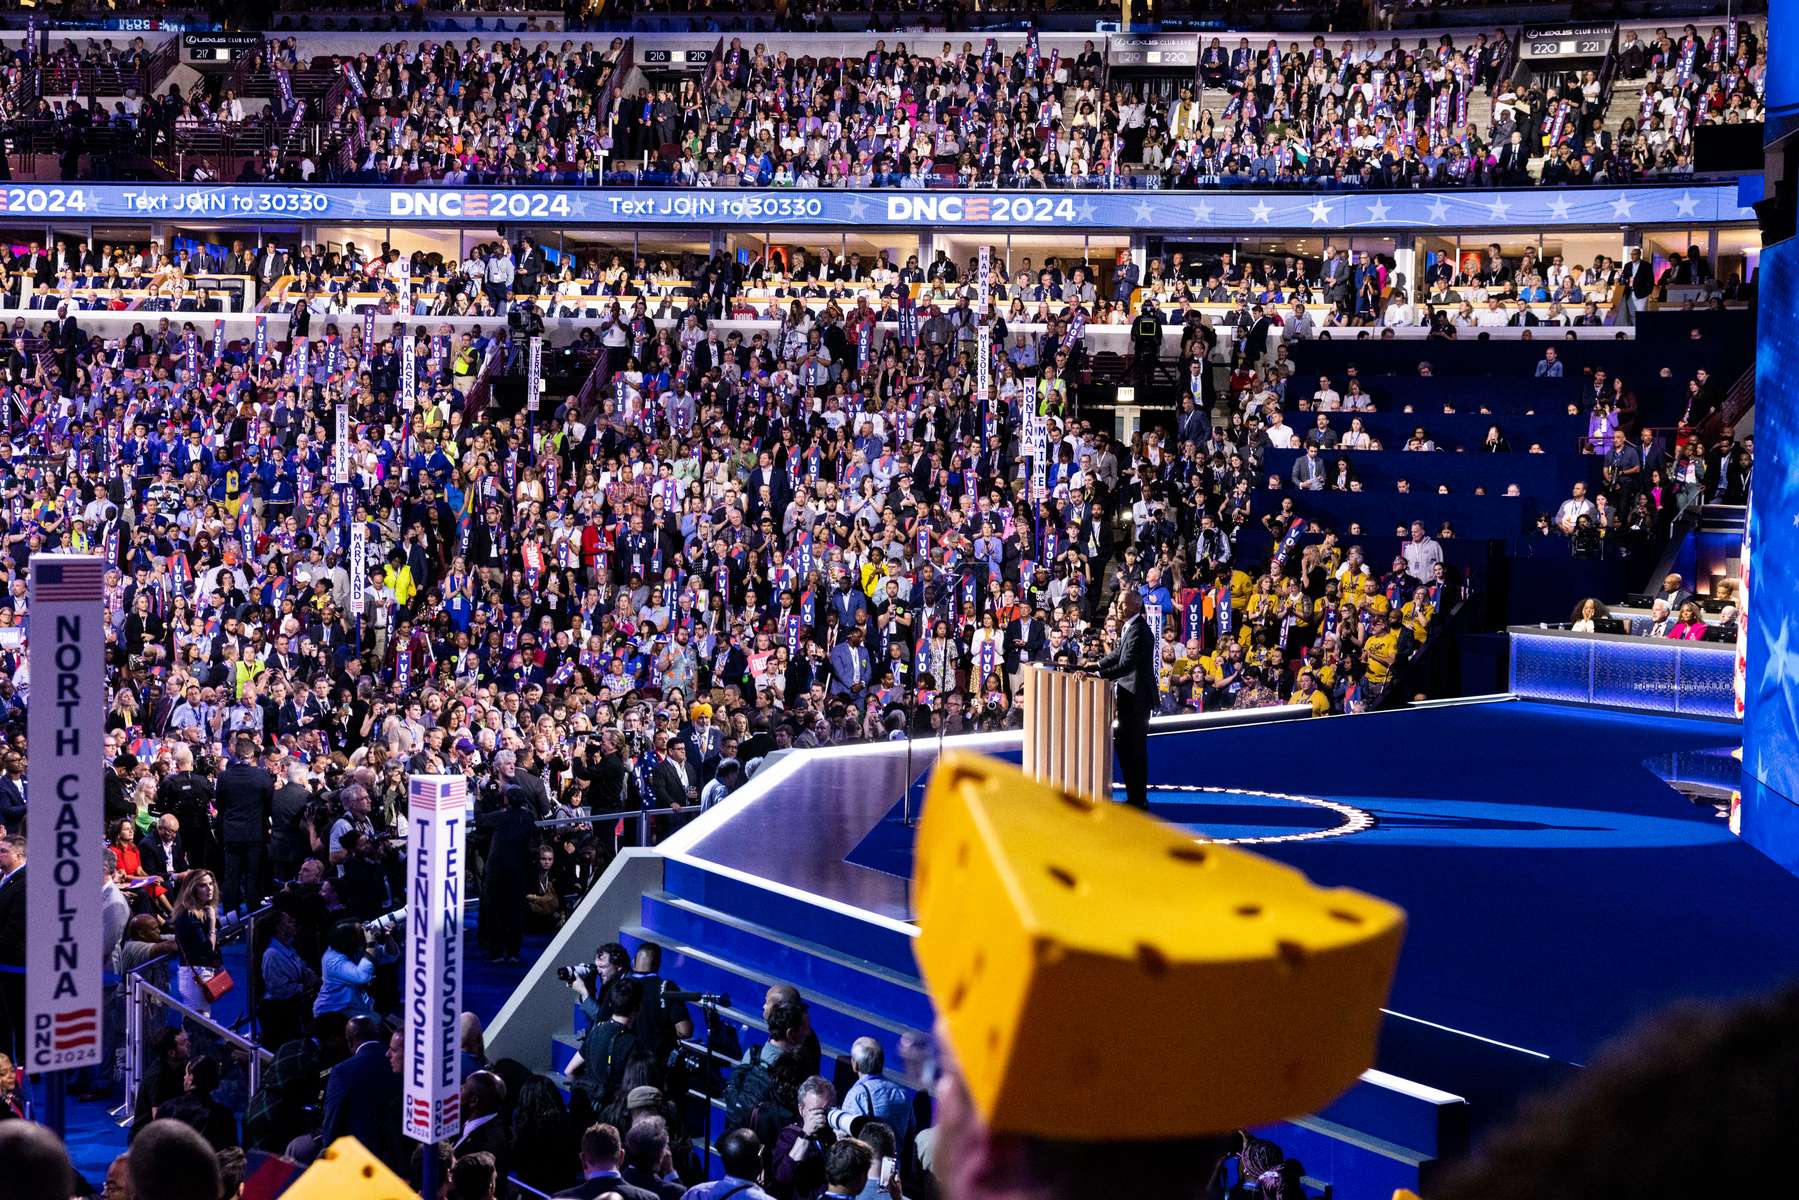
[1021,665,1115,803]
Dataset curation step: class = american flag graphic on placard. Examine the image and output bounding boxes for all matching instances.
[52,1008,99,1052]
[34,559,105,602]
[409,776,466,812]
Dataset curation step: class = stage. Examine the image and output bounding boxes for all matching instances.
[661,697,1799,1136]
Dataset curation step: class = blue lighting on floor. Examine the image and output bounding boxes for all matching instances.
[849,700,1799,1131]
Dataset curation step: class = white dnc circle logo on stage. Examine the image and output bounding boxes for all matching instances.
[1144,784,1376,846]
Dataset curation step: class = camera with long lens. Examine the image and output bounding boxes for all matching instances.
[557,961,598,987]
[363,908,406,939]
[826,1107,870,1138]
[660,984,729,1008]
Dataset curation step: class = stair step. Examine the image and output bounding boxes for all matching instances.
[661,858,919,978]
[639,891,932,1031]
[1256,1113,1434,1200]
[550,1032,580,1074]
[621,924,923,1082]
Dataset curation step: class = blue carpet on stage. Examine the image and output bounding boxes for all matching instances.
[848,700,1799,1123]
[43,912,543,1190]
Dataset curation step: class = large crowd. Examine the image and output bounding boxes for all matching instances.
[2,21,1760,190]
[0,223,1527,1113]
[0,12,1769,1195]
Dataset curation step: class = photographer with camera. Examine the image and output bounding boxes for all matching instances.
[564,941,632,1020]
[573,730,631,814]
[327,783,377,876]
[771,1075,838,1200]
[336,828,397,919]
[623,943,695,1062]
[567,975,648,1120]
[313,918,396,1020]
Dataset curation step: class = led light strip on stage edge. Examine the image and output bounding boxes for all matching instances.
[1145,783,1377,846]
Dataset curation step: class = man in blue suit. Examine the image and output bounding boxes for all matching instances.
[322,1016,404,1172]
[828,573,869,630]
[829,625,873,701]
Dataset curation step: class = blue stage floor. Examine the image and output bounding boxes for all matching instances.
[830,700,1799,1124]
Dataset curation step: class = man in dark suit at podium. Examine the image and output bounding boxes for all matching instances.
[1092,590,1157,809]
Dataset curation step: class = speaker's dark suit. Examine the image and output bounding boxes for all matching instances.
[1094,611,1158,809]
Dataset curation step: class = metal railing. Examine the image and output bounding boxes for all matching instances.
[535,805,686,847]
[121,971,276,1124]
[117,901,273,1127]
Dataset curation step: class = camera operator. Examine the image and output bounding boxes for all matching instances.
[773,1075,838,1200]
[269,761,318,886]
[568,975,646,1119]
[626,942,694,1062]
[574,730,632,815]
[1570,511,1604,560]
[336,830,396,919]
[154,743,217,875]
[314,918,396,1019]
[566,942,633,1023]
[327,783,376,876]
[509,298,546,340]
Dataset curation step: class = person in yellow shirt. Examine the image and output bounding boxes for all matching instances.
[1357,575,1391,618]
[1277,581,1313,648]
[859,549,885,598]
[1226,566,1254,611]
[1247,630,1282,677]
[1288,668,1332,716]
[1311,642,1340,693]
[233,653,265,700]
[1361,613,1403,688]
[1310,580,1343,624]
[1246,576,1278,625]
[1400,587,1436,644]
[218,460,247,519]
[1175,637,1207,681]
[384,551,418,611]
[1315,530,1344,576]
